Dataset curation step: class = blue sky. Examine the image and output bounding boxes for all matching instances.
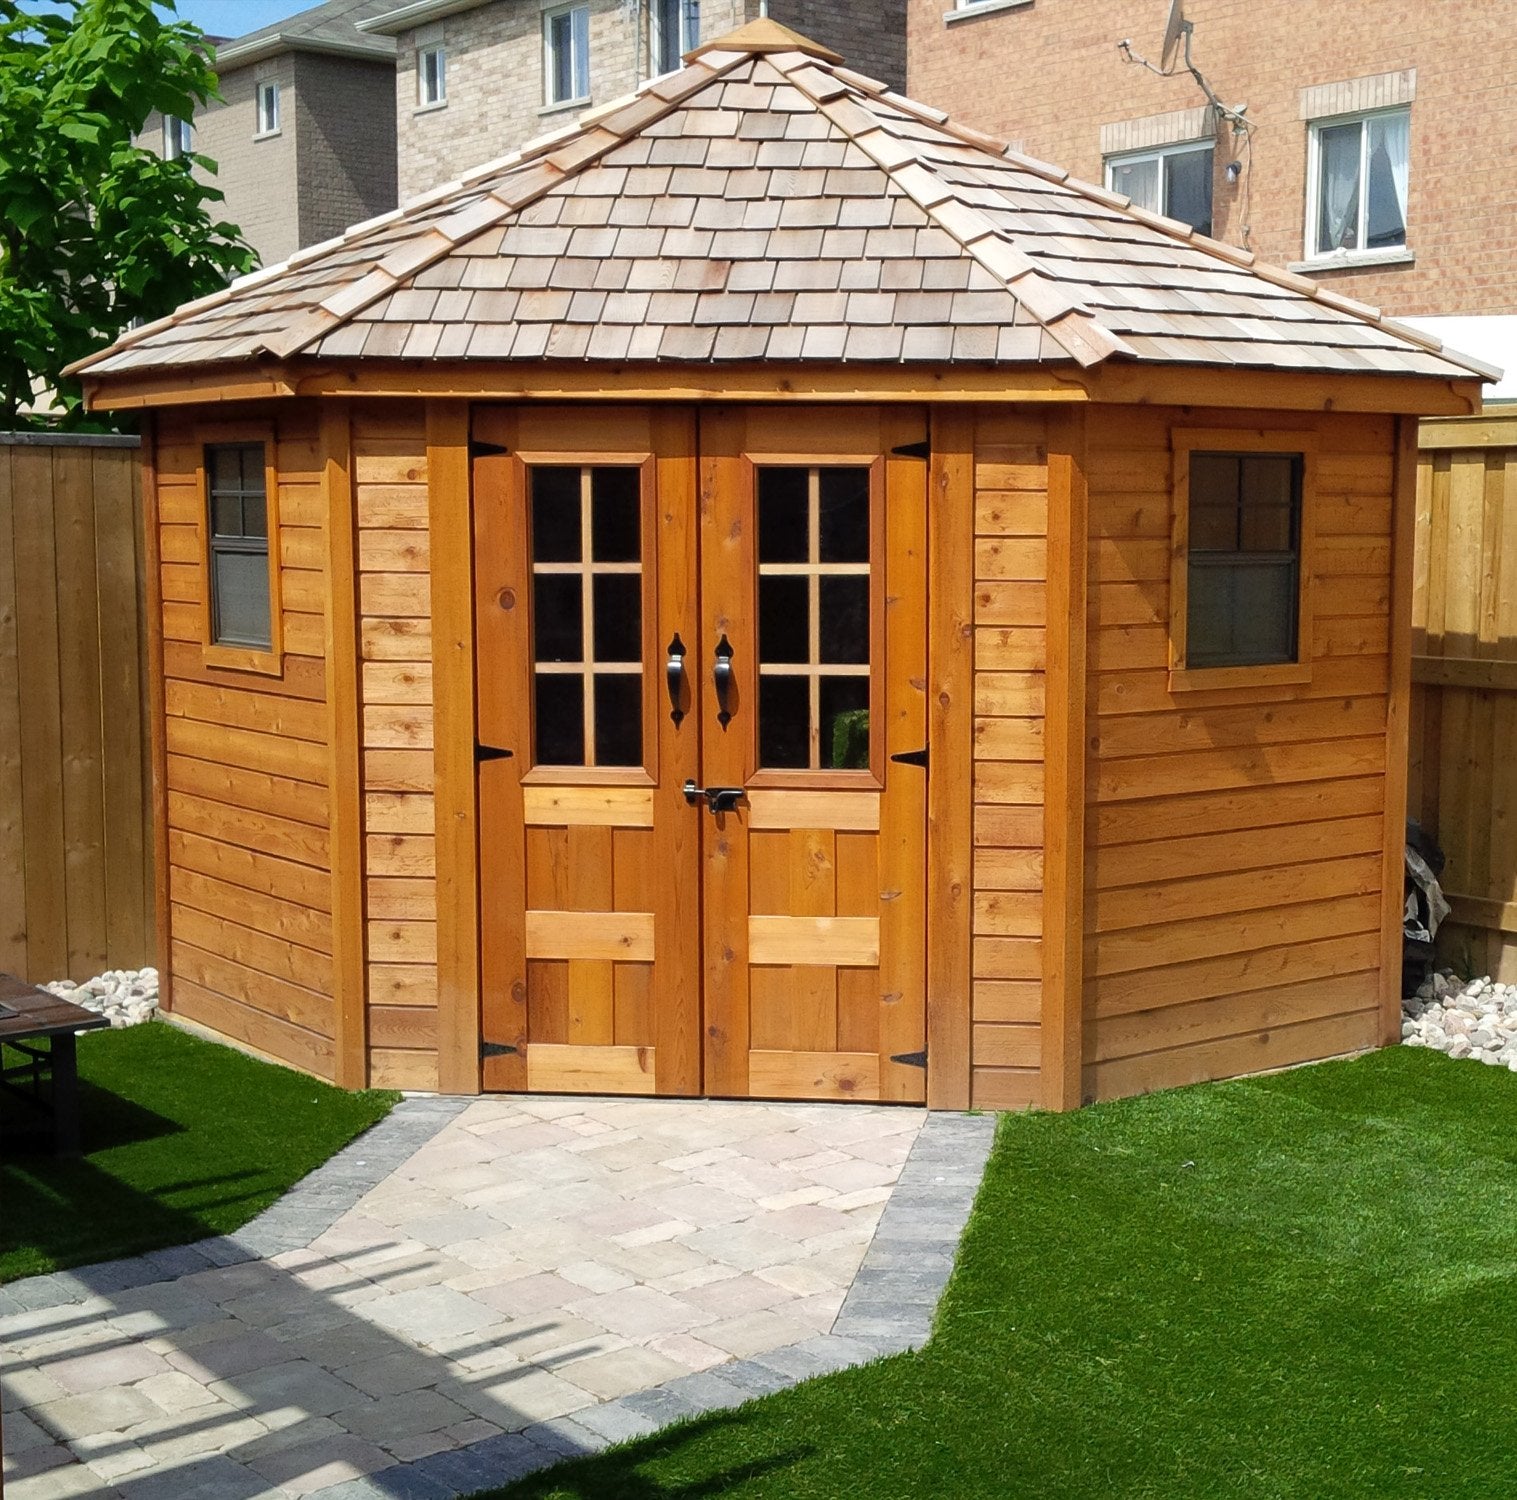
[161,1,313,39]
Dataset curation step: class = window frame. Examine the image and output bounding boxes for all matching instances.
[542,2,591,109]
[1104,138,1215,236]
[162,114,192,160]
[417,41,447,109]
[197,427,283,675]
[1303,104,1410,263]
[1168,427,1318,692]
[255,80,281,138]
[650,0,699,77]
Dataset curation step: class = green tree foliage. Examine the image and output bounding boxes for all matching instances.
[0,0,254,426]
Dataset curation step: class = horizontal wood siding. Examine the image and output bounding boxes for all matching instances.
[1,438,152,984]
[354,406,440,1091]
[1410,420,1517,981]
[970,410,1047,1109]
[1082,406,1394,1099]
[156,408,336,1078]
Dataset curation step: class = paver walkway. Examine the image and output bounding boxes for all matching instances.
[2,1097,994,1499]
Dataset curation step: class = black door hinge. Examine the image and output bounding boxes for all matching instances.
[481,1041,519,1059]
[476,743,513,762]
[891,746,929,769]
[890,439,930,459]
[469,439,510,460]
[891,1049,928,1069]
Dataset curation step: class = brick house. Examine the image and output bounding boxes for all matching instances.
[143,0,400,267]
[358,0,907,200]
[908,0,1517,386]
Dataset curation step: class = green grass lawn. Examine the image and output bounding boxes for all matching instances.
[481,1047,1517,1500]
[1,1021,397,1282]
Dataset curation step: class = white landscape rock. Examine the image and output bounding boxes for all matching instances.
[40,967,160,1029]
[1403,971,1517,1071]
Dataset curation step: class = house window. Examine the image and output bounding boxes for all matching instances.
[1185,452,1303,669]
[255,81,280,137]
[1106,141,1214,236]
[163,114,192,160]
[652,0,698,75]
[1307,107,1409,258]
[418,42,446,107]
[206,444,272,650]
[544,3,590,106]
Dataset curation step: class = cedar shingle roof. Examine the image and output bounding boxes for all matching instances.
[75,20,1495,383]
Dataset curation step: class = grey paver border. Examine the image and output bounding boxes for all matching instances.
[0,1096,469,1320]
[296,1110,997,1500]
[3,1103,996,1499]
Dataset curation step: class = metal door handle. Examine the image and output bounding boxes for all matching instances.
[666,632,686,724]
[682,780,744,813]
[713,634,734,728]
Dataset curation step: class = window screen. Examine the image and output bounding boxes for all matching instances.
[206,444,272,649]
[1186,452,1302,668]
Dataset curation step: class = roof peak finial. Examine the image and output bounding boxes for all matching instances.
[686,17,843,64]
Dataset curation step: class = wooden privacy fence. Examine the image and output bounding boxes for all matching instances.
[1410,409,1517,981]
[0,432,152,985]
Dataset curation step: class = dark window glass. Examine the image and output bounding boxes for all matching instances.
[205,443,271,649]
[1164,146,1213,238]
[533,574,582,663]
[1186,451,1303,668]
[593,574,641,662]
[821,677,870,769]
[590,466,640,561]
[594,674,642,766]
[531,466,581,561]
[758,675,809,768]
[820,576,869,664]
[758,467,808,562]
[759,575,808,664]
[534,674,583,764]
[818,467,870,562]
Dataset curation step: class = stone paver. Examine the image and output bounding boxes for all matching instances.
[2,1096,993,1499]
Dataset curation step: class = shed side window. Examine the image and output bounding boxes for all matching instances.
[1186,452,1303,668]
[206,443,272,650]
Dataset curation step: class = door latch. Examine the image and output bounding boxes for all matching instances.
[683,780,745,813]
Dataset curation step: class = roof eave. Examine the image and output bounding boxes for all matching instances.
[213,33,396,69]
[356,0,489,36]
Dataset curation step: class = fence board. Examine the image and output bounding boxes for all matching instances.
[1413,418,1517,981]
[0,434,152,983]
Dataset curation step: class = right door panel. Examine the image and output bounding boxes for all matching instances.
[698,407,928,1102]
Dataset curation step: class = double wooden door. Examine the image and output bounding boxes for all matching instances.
[474,405,927,1102]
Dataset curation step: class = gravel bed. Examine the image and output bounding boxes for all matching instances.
[39,966,159,1028]
[1403,971,1517,1068]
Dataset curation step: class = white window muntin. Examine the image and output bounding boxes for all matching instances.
[1305,105,1410,260]
[543,3,591,106]
[651,0,699,76]
[417,42,447,107]
[255,81,281,137]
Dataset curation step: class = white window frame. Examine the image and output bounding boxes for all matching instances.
[1303,104,1411,263]
[650,0,698,77]
[1104,138,1215,233]
[542,2,591,109]
[255,81,281,138]
[162,114,192,160]
[417,41,447,109]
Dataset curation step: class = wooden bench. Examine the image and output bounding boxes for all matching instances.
[0,974,111,1155]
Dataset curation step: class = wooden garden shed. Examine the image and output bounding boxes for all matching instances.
[73,21,1493,1110]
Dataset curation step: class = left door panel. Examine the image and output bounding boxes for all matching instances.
[474,407,701,1095]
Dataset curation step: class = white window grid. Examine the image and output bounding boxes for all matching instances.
[417,43,446,107]
[1103,139,1212,212]
[162,114,192,160]
[255,81,280,137]
[651,0,699,76]
[543,2,591,107]
[1303,104,1410,261]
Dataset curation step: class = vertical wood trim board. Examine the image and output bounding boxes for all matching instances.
[1042,413,1088,1111]
[322,402,367,1088]
[428,401,482,1094]
[926,406,974,1110]
[1380,415,1417,1038]
[141,422,171,1004]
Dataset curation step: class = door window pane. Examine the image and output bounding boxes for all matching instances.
[756,464,873,771]
[529,463,644,767]
[212,550,271,648]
